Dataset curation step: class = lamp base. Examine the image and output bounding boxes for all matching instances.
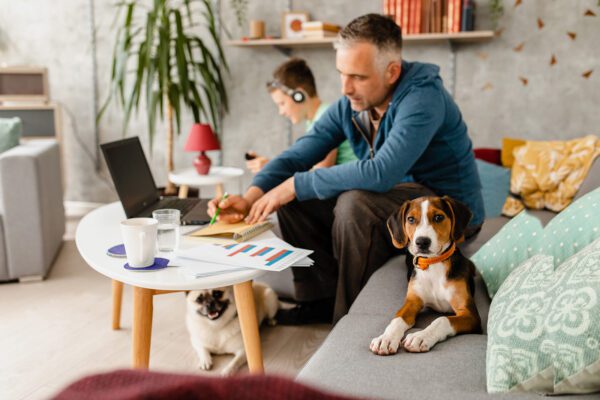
[194,152,211,175]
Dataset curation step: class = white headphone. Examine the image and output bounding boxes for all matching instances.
[266,80,306,103]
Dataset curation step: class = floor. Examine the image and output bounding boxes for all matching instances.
[0,213,331,400]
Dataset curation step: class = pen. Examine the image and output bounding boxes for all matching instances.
[209,192,229,225]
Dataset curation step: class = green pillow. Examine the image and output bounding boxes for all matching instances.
[471,211,543,298]
[487,237,600,394]
[0,117,21,153]
[530,187,600,266]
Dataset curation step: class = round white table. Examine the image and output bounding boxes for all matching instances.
[75,202,266,371]
[169,166,244,199]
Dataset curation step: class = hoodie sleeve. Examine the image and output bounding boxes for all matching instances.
[250,100,346,193]
[294,84,445,200]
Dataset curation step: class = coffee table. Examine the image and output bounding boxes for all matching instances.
[75,202,267,372]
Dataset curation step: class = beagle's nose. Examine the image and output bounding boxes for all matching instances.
[415,237,431,251]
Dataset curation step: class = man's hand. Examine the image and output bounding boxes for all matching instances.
[207,194,251,224]
[246,177,296,224]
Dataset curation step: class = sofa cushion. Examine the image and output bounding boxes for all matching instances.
[471,211,544,298]
[298,314,550,400]
[348,255,491,334]
[0,118,21,153]
[476,159,510,218]
[530,187,600,266]
[487,238,600,395]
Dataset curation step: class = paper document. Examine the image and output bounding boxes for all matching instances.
[176,237,313,272]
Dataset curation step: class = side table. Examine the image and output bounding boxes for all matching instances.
[169,166,244,199]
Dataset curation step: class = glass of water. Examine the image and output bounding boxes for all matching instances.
[152,209,180,252]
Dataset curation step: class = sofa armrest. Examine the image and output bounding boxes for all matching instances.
[0,140,65,279]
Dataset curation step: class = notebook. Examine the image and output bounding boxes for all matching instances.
[189,220,273,242]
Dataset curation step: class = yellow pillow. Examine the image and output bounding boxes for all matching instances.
[501,137,526,167]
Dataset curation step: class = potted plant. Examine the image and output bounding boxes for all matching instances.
[99,0,229,193]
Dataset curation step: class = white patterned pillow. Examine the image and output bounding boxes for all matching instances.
[487,237,600,394]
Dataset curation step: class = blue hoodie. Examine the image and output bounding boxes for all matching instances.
[252,61,484,226]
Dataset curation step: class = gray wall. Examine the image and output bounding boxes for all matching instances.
[1,0,599,202]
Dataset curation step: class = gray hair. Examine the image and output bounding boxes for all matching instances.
[334,14,403,72]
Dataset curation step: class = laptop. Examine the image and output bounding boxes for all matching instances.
[101,137,211,225]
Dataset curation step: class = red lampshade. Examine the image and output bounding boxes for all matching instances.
[184,123,220,152]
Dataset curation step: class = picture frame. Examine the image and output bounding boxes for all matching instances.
[281,12,309,39]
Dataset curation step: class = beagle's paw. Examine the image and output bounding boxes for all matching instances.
[369,318,409,356]
[403,331,435,353]
[370,333,402,355]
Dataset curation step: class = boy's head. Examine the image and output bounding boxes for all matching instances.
[267,58,318,124]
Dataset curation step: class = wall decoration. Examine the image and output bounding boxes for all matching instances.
[567,31,577,40]
[482,82,494,91]
[514,0,522,7]
[513,42,525,52]
[537,18,544,29]
[519,77,529,86]
[281,12,309,39]
[550,54,557,66]
[584,9,596,16]
[582,70,593,79]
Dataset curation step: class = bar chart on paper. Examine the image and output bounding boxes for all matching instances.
[177,238,314,272]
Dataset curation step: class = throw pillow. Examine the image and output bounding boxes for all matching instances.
[475,159,510,218]
[487,237,600,394]
[530,187,600,266]
[0,117,22,153]
[471,211,543,298]
[501,137,526,168]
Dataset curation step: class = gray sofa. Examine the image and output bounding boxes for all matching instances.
[0,140,65,281]
[263,158,600,399]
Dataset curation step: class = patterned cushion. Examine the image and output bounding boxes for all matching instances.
[530,187,600,266]
[471,211,543,298]
[487,237,600,394]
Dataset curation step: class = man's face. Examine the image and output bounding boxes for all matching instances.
[336,42,398,112]
[269,88,305,124]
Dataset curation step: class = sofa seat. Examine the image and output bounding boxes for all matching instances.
[298,210,599,399]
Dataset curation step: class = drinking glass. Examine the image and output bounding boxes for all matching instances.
[152,209,181,252]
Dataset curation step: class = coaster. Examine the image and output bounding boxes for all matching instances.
[124,257,170,271]
[107,244,126,258]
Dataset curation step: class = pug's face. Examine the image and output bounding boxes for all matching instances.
[190,287,232,321]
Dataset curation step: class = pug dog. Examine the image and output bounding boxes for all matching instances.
[185,282,279,375]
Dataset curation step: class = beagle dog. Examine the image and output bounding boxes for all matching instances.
[370,196,481,355]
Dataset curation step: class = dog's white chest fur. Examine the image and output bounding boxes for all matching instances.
[412,262,454,313]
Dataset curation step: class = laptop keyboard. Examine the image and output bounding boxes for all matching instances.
[158,198,197,215]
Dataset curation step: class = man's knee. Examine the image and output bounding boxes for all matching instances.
[334,190,374,220]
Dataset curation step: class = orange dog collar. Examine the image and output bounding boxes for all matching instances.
[414,242,456,270]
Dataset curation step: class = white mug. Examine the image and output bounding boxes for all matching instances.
[120,218,158,268]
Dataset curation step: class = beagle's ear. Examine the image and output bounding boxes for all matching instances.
[386,201,411,249]
[442,196,472,242]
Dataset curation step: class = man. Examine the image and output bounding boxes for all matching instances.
[209,14,484,325]
[246,57,357,173]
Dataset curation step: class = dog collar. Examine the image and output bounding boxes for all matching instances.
[414,242,456,270]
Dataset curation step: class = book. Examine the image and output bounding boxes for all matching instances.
[461,0,474,31]
[301,21,341,32]
[189,220,273,242]
[302,30,339,38]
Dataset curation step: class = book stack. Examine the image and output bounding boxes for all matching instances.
[382,0,475,34]
[302,21,341,39]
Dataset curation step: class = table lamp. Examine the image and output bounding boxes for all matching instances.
[184,123,220,175]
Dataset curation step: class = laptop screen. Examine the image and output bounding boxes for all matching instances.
[101,137,159,218]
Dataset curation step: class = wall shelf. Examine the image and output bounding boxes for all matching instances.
[226,31,494,49]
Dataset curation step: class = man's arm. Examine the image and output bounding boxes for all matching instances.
[294,86,445,200]
[251,100,346,193]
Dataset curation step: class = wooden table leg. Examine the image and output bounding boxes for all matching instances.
[112,280,124,330]
[178,184,189,199]
[132,286,154,369]
[233,280,264,373]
